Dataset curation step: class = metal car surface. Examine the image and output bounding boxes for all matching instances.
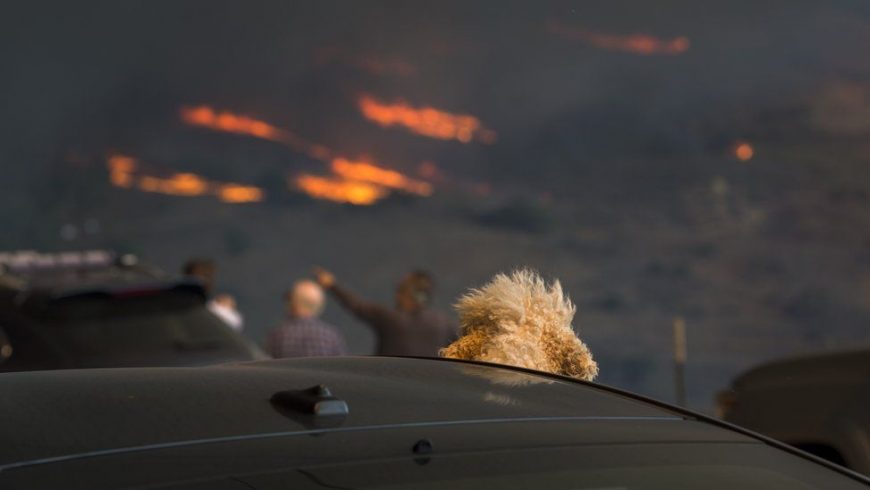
[1,356,868,489]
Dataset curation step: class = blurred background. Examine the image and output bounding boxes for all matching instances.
[2,0,870,411]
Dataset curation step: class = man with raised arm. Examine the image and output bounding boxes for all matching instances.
[313,267,457,357]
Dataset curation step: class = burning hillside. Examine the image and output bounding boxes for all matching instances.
[178,104,439,206]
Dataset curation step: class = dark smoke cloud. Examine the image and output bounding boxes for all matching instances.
[2,0,869,227]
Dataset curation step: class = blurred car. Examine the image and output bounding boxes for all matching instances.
[717,349,870,475]
[1,356,868,489]
[0,250,265,372]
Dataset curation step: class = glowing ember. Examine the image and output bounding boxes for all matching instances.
[105,154,265,204]
[358,94,496,144]
[107,154,136,188]
[734,142,754,161]
[294,174,389,206]
[330,158,432,196]
[549,22,689,56]
[217,184,265,203]
[160,173,210,196]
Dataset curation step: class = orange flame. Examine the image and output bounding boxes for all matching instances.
[180,105,283,142]
[180,105,333,161]
[294,174,389,205]
[108,154,136,188]
[358,94,496,144]
[217,184,265,203]
[179,104,438,205]
[734,142,754,162]
[330,158,432,196]
[106,154,264,203]
[549,22,689,56]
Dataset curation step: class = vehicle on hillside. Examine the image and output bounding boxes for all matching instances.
[1,356,868,489]
[0,250,265,372]
[717,349,870,475]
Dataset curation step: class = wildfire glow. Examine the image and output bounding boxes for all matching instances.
[179,104,439,205]
[734,142,754,162]
[549,22,689,56]
[217,184,265,203]
[180,105,283,142]
[331,158,432,196]
[294,174,389,206]
[108,154,136,188]
[358,94,496,144]
[180,105,334,161]
[106,154,264,203]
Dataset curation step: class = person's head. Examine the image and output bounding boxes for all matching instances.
[183,259,216,294]
[395,270,434,313]
[213,293,236,310]
[286,280,325,319]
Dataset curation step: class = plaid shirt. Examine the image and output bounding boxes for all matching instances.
[265,317,347,358]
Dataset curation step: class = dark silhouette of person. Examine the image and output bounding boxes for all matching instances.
[313,267,457,357]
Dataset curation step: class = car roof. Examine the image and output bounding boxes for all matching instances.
[0,250,190,301]
[733,349,870,390]
[0,356,753,468]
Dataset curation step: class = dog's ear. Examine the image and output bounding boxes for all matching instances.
[555,335,599,381]
[439,332,486,360]
[454,272,528,333]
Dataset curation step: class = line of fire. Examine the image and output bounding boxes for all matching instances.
[548,21,690,56]
[106,154,265,204]
[357,94,497,144]
[177,105,438,205]
[105,25,756,208]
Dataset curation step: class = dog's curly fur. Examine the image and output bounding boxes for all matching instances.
[440,269,598,381]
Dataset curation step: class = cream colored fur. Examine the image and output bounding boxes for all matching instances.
[440,269,598,381]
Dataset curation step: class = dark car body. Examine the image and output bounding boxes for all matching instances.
[718,349,870,474]
[0,251,264,371]
[1,356,868,489]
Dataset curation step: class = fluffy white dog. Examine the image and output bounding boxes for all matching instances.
[440,269,598,381]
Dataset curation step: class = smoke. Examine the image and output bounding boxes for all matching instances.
[3,1,868,184]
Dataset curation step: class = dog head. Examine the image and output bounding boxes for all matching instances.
[441,269,597,381]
